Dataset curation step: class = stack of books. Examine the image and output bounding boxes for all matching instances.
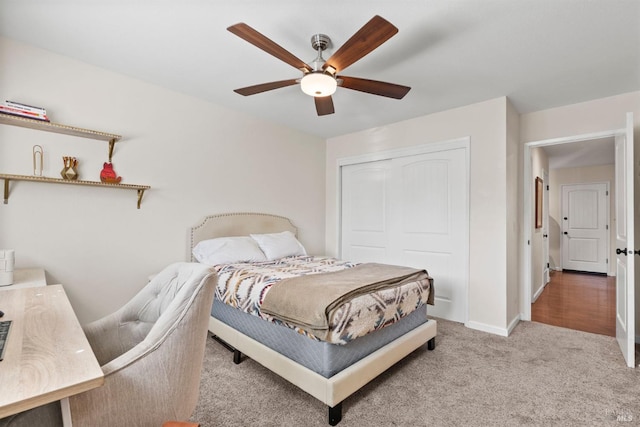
[0,100,49,121]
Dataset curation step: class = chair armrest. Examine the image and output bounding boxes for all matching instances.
[82,312,128,366]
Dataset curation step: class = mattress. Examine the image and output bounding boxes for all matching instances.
[214,255,432,344]
[212,297,429,378]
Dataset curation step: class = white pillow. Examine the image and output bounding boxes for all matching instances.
[192,236,267,265]
[250,231,307,260]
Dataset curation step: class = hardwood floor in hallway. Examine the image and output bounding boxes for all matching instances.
[531,270,615,337]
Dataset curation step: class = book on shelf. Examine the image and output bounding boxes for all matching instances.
[4,100,47,115]
[0,104,49,121]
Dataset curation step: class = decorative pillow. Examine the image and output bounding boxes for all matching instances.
[192,236,267,265]
[250,231,307,260]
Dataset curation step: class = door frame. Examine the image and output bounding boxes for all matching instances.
[337,137,470,324]
[542,168,550,286]
[522,130,618,321]
[559,181,610,274]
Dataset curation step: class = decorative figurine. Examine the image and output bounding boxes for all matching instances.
[100,162,122,184]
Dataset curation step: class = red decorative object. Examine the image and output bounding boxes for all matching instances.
[100,162,122,184]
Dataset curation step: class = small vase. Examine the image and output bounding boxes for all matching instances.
[61,156,79,180]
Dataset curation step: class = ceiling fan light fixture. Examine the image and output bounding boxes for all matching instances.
[300,72,337,97]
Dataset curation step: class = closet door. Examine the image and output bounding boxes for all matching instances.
[388,148,467,322]
[340,160,392,263]
[341,146,468,323]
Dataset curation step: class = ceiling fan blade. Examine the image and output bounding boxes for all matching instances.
[314,96,335,116]
[228,23,312,72]
[234,79,298,96]
[324,15,398,73]
[339,76,411,99]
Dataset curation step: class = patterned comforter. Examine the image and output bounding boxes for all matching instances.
[214,255,432,345]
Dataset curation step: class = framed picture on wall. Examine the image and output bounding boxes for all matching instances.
[535,176,543,229]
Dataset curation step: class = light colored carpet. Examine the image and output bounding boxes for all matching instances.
[191,319,640,426]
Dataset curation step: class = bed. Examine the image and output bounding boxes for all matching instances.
[188,212,437,425]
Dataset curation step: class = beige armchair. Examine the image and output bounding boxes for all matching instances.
[0,262,216,427]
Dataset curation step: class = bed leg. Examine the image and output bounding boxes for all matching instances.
[211,335,244,363]
[427,337,436,351]
[211,335,235,352]
[328,402,342,426]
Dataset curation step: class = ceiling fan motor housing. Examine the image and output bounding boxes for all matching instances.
[308,34,333,73]
[311,34,331,52]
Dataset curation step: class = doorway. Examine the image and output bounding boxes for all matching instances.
[523,133,617,321]
[529,140,614,336]
[522,113,635,367]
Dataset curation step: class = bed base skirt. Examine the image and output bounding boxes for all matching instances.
[208,316,437,424]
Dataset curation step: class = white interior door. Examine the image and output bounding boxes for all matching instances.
[614,112,635,368]
[341,146,468,323]
[561,183,609,274]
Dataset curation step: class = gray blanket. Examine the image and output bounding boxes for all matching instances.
[261,263,433,340]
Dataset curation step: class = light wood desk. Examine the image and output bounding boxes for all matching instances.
[0,285,104,424]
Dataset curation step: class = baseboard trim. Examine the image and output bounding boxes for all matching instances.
[507,315,521,336]
[532,284,545,303]
[465,320,509,337]
[553,267,615,277]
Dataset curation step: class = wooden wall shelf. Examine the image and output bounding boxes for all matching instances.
[0,114,122,161]
[0,174,150,209]
[1,113,150,208]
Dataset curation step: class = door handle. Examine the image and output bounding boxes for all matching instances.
[543,234,548,238]
[616,248,628,256]
[563,232,568,235]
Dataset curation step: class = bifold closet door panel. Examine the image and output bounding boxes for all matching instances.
[340,147,468,322]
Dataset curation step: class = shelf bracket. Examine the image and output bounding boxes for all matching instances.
[3,178,8,204]
[108,138,116,162]
[136,189,145,209]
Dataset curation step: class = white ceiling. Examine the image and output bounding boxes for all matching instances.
[1,1,638,139]
[543,137,615,170]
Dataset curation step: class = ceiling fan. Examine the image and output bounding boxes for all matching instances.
[227,15,411,116]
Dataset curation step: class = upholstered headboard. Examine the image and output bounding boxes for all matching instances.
[188,212,298,261]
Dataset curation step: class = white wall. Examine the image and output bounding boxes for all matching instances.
[530,147,549,299]
[326,97,513,335]
[506,99,521,329]
[549,165,616,276]
[0,37,326,323]
[520,91,640,338]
